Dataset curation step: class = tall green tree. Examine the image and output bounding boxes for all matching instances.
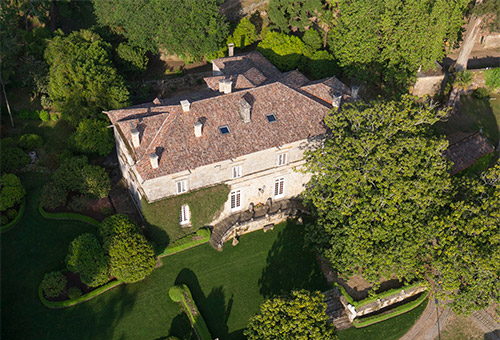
[45,29,129,125]
[432,162,500,314]
[328,0,469,92]
[92,0,229,62]
[244,290,337,340]
[268,0,324,33]
[302,96,451,283]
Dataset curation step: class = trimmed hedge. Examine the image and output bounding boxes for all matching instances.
[38,202,100,226]
[353,293,429,328]
[334,281,426,309]
[168,284,212,340]
[0,197,26,233]
[39,279,124,309]
[157,228,211,258]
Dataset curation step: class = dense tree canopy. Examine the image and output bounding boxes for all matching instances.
[92,0,229,62]
[268,0,324,33]
[45,29,129,125]
[228,17,258,48]
[66,233,110,287]
[100,214,156,283]
[244,290,337,340]
[0,174,26,211]
[432,162,500,314]
[70,119,114,156]
[303,96,451,283]
[328,0,469,91]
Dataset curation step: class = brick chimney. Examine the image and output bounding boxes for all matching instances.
[149,153,159,169]
[131,127,140,148]
[239,98,251,123]
[180,100,191,112]
[194,121,203,137]
[228,43,234,57]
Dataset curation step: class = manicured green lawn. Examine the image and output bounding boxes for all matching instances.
[437,93,500,147]
[337,298,428,340]
[1,173,328,340]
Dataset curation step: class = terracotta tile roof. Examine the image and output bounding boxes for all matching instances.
[300,77,351,105]
[109,82,331,181]
[279,70,310,88]
[443,131,494,175]
[212,51,281,80]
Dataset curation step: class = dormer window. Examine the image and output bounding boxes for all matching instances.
[176,180,187,194]
[179,204,191,226]
[219,125,230,135]
[266,114,277,123]
[277,153,288,166]
[232,165,242,179]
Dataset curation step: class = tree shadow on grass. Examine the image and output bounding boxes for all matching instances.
[174,268,235,340]
[258,220,330,298]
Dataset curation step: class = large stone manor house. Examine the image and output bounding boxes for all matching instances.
[106,50,354,237]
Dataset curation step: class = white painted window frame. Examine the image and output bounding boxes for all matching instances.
[176,180,187,194]
[230,189,242,211]
[277,153,288,166]
[179,204,191,226]
[232,165,242,179]
[274,177,285,198]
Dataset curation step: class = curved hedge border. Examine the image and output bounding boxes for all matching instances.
[353,292,429,328]
[0,198,26,233]
[169,284,212,340]
[39,279,124,308]
[157,229,210,258]
[38,202,100,226]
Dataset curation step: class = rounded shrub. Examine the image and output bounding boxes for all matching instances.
[100,214,141,249]
[0,147,30,173]
[71,119,114,156]
[168,285,185,302]
[0,174,26,211]
[109,233,156,283]
[66,233,110,288]
[19,133,44,151]
[6,208,17,220]
[41,271,67,298]
[0,215,10,225]
[67,286,82,300]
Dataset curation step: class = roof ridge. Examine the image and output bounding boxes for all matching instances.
[136,113,174,164]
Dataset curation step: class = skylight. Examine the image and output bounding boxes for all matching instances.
[219,125,230,135]
[266,114,277,123]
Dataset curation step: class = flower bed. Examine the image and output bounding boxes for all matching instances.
[38,202,100,226]
[39,275,124,309]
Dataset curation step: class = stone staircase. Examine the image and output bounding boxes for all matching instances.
[470,310,500,340]
[324,287,352,330]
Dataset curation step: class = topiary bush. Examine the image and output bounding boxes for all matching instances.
[108,232,156,283]
[41,271,67,298]
[0,174,26,211]
[67,286,82,299]
[19,133,44,151]
[0,215,10,225]
[6,208,17,220]
[99,214,141,249]
[0,147,30,173]
[67,195,91,212]
[66,233,110,287]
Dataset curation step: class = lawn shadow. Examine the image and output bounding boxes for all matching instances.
[175,268,233,340]
[168,313,197,340]
[258,220,330,298]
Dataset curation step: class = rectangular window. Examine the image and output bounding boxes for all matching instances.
[277,153,288,166]
[179,204,190,225]
[274,178,285,198]
[232,165,242,179]
[176,180,187,194]
[230,190,241,211]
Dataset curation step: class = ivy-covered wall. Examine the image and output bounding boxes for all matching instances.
[141,184,230,245]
